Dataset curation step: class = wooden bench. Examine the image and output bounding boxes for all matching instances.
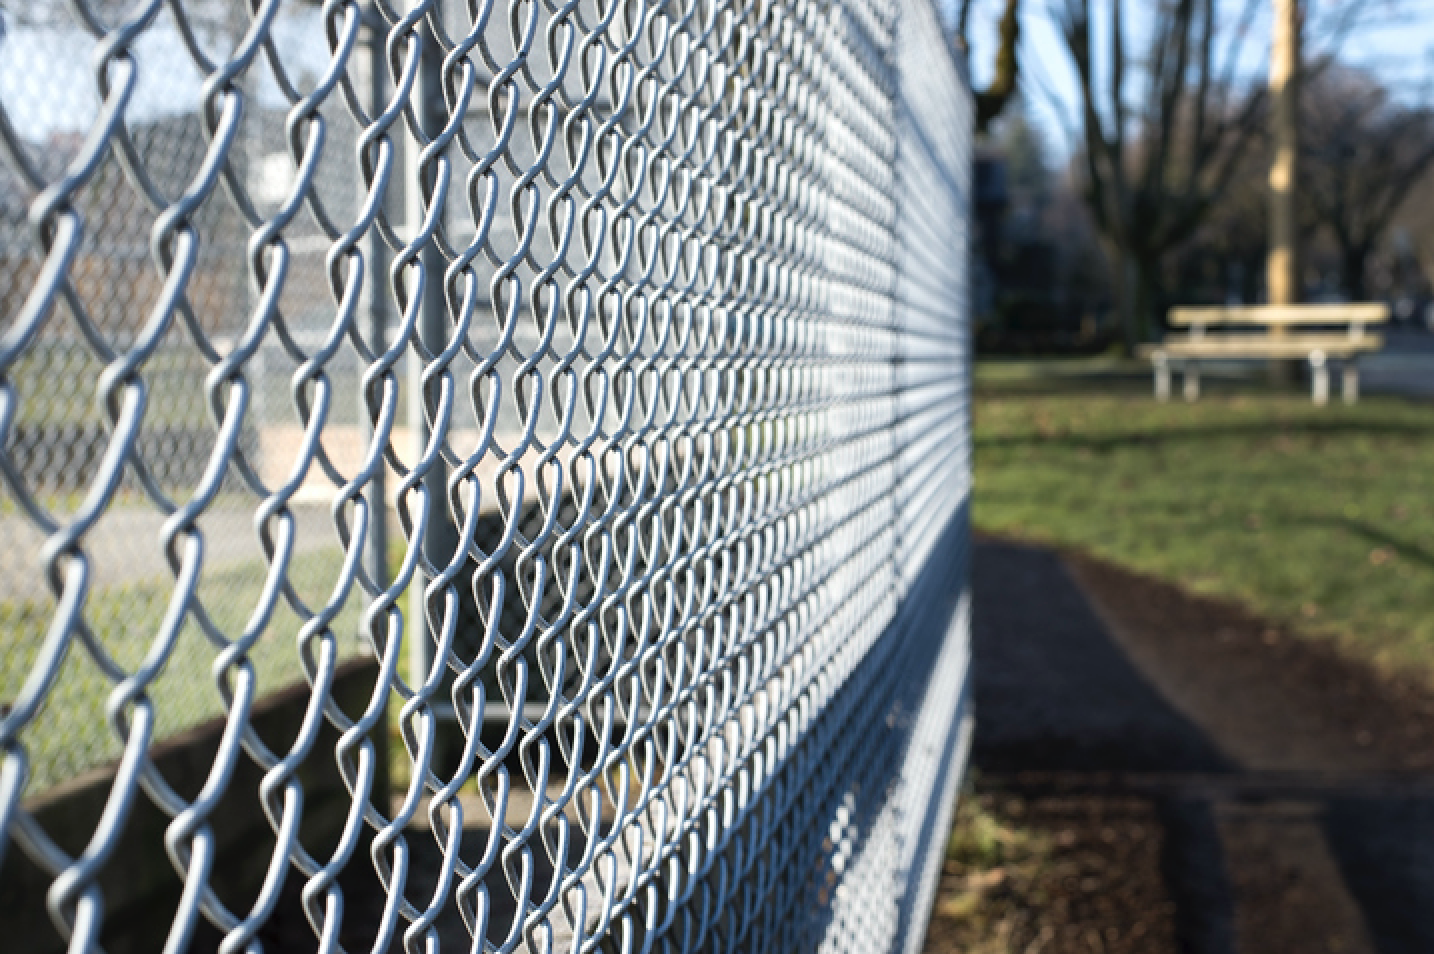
[1145,304,1389,405]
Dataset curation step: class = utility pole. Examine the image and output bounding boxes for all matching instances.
[1268,0,1301,306]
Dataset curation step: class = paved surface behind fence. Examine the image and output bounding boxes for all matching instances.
[0,505,337,601]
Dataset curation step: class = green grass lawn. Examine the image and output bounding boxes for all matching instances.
[974,368,1434,681]
[6,545,375,793]
[10,529,485,800]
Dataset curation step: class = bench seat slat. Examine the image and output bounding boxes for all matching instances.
[1168,303,1390,327]
[1154,334,1383,359]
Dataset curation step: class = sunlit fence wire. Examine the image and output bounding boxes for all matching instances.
[0,0,974,948]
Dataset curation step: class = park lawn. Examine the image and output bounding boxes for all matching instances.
[973,377,1434,681]
[7,543,376,793]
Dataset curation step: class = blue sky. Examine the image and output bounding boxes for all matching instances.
[4,0,1431,156]
[960,0,1434,161]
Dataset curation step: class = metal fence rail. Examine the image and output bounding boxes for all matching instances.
[0,0,973,948]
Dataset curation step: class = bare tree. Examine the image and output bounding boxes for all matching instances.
[1052,0,1270,350]
[1170,131,1271,306]
[1300,65,1434,300]
[957,0,1022,134]
[1048,0,1396,349]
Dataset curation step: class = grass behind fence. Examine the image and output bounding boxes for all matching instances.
[6,544,371,793]
[974,369,1434,680]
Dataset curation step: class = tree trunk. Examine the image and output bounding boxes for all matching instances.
[1107,241,1139,357]
[1341,243,1369,301]
[1132,255,1161,345]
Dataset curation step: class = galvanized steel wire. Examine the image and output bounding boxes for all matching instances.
[0,0,974,947]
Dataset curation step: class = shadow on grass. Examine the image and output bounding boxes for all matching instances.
[1308,516,1434,574]
[975,419,1434,453]
[974,367,1283,399]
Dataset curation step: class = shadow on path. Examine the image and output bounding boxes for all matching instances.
[970,541,1232,776]
[969,539,1237,954]
[969,538,1434,954]
[1323,799,1434,954]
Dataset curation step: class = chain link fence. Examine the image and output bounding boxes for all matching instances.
[0,0,974,947]
[0,0,376,792]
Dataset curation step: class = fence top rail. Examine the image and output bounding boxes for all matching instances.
[1168,303,1391,327]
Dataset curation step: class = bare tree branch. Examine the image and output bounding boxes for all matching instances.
[957,0,977,42]
[1049,0,1273,349]
[974,0,1023,132]
[1301,63,1434,297]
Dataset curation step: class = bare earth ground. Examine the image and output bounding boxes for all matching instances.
[1065,548,1434,776]
[922,792,1181,954]
[924,538,1434,954]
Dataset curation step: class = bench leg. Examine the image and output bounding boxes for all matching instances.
[1309,351,1329,406]
[1342,364,1359,405]
[1153,352,1171,401]
[1183,361,1200,402]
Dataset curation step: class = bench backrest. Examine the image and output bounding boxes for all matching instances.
[1168,303,1390,331]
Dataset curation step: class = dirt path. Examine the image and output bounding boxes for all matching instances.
[928,538,1434,954]
[1065,549,1434,776]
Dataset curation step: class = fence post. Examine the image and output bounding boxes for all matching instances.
[359,1,389,597]
[406,10,456,700]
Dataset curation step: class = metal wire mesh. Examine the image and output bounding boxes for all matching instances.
[0,0,974,947]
